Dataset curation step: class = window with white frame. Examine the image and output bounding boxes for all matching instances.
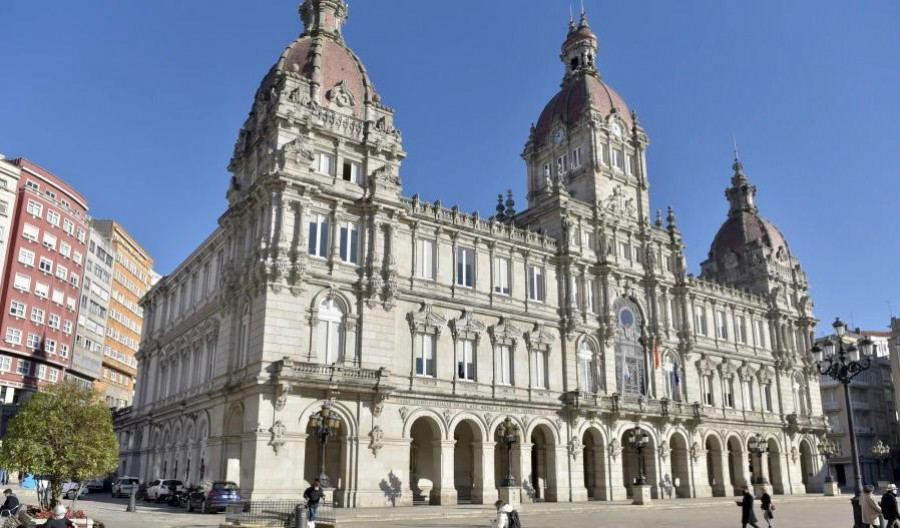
[55,264,68,281]
[587,280,597,313]
[36,364,47,380]
[571,147,583,169]
[578,340,596,393]
[556,154,568,175]
[63,320,72,334]
[0,357,10,372]
[307,214,330,258]
[60,345,69,358]
[76,229,85,243]
[694,306,708,336]
[9,301,25,318]
[46,340,56,354]
[414,333,436,377]
[16,359,31,376]
[338,222,359,264]
[48,314,60,329]
[625,153,634,175]
[25,180,39,191]
[35,283,49,299]
[736,316,748,344]
[30,308,45,325]
[5,328,22,345]
[600,143,610,166]
[341,160,362,183]
[51,290,64,305]
[702,374,714,405]
[613,148,624,170]
[533,349,548,389]
[23,224,39,242]
[63,219,74,235]
[664,353,681,401]
[754,320,767,348]
[26,333,40,349]
[764,384,773,412]
[42,232,57,250]
[743,379,754,410]
[59,242,71,258]
[13,274,31,292]
[497,344,513,386]
[39,257,52,274]
[26,200,42,217]
[69,274,79,288]
[65,297,75,311]
[493,257,510,295]
[415,239,435,280]
[582,231,596,251]
[528,266,544,302]
[456,339,476,381]
[48,368,59,382]
[317,298,345,364]
[316,152,335,176]
[18,248,35,267]
[47,210,60,226]
[715,310,728,340]
[73,251,82,265]
[724,378,735,408]
[456,247,475,288]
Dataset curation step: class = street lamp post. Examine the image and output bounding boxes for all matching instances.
[819,439,837,483]
[496,417,520,487]
[811,317,875,528]
[308,404,342,489]
[871,439,891,481]
[747,433,769,486]
[628,426,650,486]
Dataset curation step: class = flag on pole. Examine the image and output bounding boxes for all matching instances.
[653,341,661,369]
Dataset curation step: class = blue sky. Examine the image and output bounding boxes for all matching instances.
[1,1,898,335]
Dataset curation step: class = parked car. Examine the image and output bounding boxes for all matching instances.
[112,477,140,498]
[188,481,242,514]
[85,479,105,491]
[145,479,184,502]
[62,482,88,500]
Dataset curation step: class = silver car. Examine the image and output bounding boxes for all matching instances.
[112,477,140,498]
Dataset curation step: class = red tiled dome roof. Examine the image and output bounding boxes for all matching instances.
[709,211,790,260]
[563,26,597,49]
[534,74,632,143]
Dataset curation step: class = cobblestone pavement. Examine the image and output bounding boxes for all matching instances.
[66,494,223,528]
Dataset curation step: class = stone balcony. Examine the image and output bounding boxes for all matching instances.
[563,391,703,423]
[272,358,394,397]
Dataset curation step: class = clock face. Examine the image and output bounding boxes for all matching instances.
[611,122,622,137]
[553,128,566,146]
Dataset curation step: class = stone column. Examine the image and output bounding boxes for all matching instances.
[432,440,458,505]
[513,442,532,499]
[607,447,627,500]
[568,445,588,502]
[473,441,498,505]
[693,450,713,498]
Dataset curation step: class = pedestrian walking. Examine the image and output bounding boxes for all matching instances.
[494,500,520,528]
[760,489,776,528]
[862,486,882,528]
[303,478,325,524]
[881,484,900,528]
[735,485,760,528]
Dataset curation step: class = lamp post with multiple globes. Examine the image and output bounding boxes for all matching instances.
[871,439,891,481]
[496,417,521,487]
[308,404,342,489]
[747,433,769,487]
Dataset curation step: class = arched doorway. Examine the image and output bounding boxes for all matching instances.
[727,436,746,496]
[453,420,482,504]
[224,407,244,485]
[622,428,658,499]
[409,416,443,504]
[582,428,607,500]
[303,406,349,497]
[766,438,785,494]
[529,425,557,502]
[706,436,727,497]
[799,439,815,492]
[670,433,691,498]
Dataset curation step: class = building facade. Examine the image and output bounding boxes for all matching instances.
[68,227,115,389]
[0,158,89,414]
[115,1,827,506]
[92,220,153,408]
[0,157,21,284]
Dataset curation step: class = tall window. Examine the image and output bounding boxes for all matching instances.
[664,353,681,401]
[694,306,708,336]
[571,147,583,169]
[793,375,809,416]
[497,345,513,386]
[715,310,728,340]
[493,257,510,295]
[316,152,334,175]
[724,378,735,408]
[615,301,645,396]
[26,200,42,217]
[456,339,475,381]
[613,148,624,170]
[533,349,547,389]
[338,223,359,264]
[416,239,435,280]
[754,320,767,348]
[764,384,773,412]
[318,298,345,364]
[737,316,748,344]
[341,160,362,183]
[702,374,714,406]
[456,247,475,288]
[578,340,596,394]
[9,301,25,318]
[556,154,568,175]
[414,334,435,377]
[23,224,39,242]
[528,266,544,302]
[18,248,35,267]
[743,379,754,411]
[587,280,596,313]
[236,305,250,367]
[308,214,330,258]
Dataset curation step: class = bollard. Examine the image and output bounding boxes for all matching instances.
[294,503,307,528]
[126,486,137,512]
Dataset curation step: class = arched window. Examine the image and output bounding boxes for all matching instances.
[237,305,250,367]
[578,340,597,394]
[614,299,646,396]
[792,374,809,416]
[318,297,345,364]
[663,352,681,401]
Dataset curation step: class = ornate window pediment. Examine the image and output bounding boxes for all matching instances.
[739,363,757,382]
[756,366,775,385]
[524,322,556,351]
[488,316,522,347]
[406,302,446,337]
[449,309,486,344]
[696,355,716,376]
[718,360,737,379]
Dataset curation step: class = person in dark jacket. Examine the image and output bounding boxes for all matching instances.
[881,484,900,524]
[43,505,75,528]
[760,490,775,528]
[736,485,760,528]
[303,479,325,522]
[0,489,19,515]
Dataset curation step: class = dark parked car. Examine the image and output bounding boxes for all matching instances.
[188,480,242,513]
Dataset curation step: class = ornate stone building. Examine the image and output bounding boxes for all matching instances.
[115,1,827,506]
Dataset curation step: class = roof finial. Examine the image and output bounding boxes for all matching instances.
[579,0,590,27]
[731,136,745,176]
[569,4,576,32]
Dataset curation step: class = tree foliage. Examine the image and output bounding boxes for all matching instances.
[0,381,118,507]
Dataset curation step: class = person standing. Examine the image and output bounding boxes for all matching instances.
[494,500,520,528]
[736,485,760,528]
[303,478,325,524]
[760,490,775,528]
[862,486,883,528]
[881,484,900,527]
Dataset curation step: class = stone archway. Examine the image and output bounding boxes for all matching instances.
[304,419,347,494]
[622,428,658,499]
[706,436,727,497]
[453,420,483,504]
[766,438,785,494]
[409,415,450,505]
[529,425,558,502]
[669,433,691,498]
[582,428,607,500]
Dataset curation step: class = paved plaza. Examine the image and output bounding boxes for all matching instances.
[66,493,857,528]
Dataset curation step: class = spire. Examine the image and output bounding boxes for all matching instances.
[560,2,598,81]
[300,0,348,38]
[569,4,576,32]
[725,147,757,217]
[579,0,590,28]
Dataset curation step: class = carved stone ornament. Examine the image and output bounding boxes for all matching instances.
[599,185,637,219]
[488,317,523,346]
[406,303,447,336]
[790,446,799,463]
[270,421,287,455]
[449,310,486,343]
[658,440,671,461]
[524,323,556,351]
[483,413,493,428]
[608,439,623,461]
[568,437,584,460]
[398,406,409,421]
[442,409,454,426]
[327,80,355,108]
[278,137,315,169]
[369,426,384,458]
[690,442,701,462]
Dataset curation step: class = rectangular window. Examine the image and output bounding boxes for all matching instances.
[625,153,634,175]
[48,368,59,382]
[30,308,45,325]
[618,241,630,259]
[415,334,436,377]
[533,349,547,389]
[55,264,68,281]
[341,160,362,183]
[307,215,330,258]
[63,321,73,334]
[338,223,359,264]
[39,257,52,274]
[715,310,728,340]
[36,364,47,380]
[46,210,60,226]
[764,385,773,412]
[0,357,10,372]
[60,345,69,358]
[737,316,748,344]
[42,232,57,250]
[18,248,35,267]
[69,274,79,288]
[493,257,510,295]
[23,223,39,242]
[456,247,475,288]
[48,315,60,329]
[34,283,49,298]
[694,306,708,336]
[587,280,596,313]
[63,219,74,235]
[498,345,513,386]
[703,374,714,405]
[26,200,42,217]
[754,320,767,348]
[528,266,545,302]
[26,333,40,349]
[316,152,335,175]
[571,147,583,169]
[5,328,22,345]
[9,301,25,318]
[582,231,596,251]
[556,154,568,175]
[613,148,624,170]
[415,239,434,280]
[13,274,31,292]
[457,339,476,381]
[73,251,82,265]
[16,360,31,376]
[724,379,735,408]
[59,242,71,258]
[600,143,610,166]
[51,290,64,305]
[743,380,754,411]
[0,200,7,215]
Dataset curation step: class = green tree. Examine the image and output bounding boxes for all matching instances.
[0,381,118,509]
